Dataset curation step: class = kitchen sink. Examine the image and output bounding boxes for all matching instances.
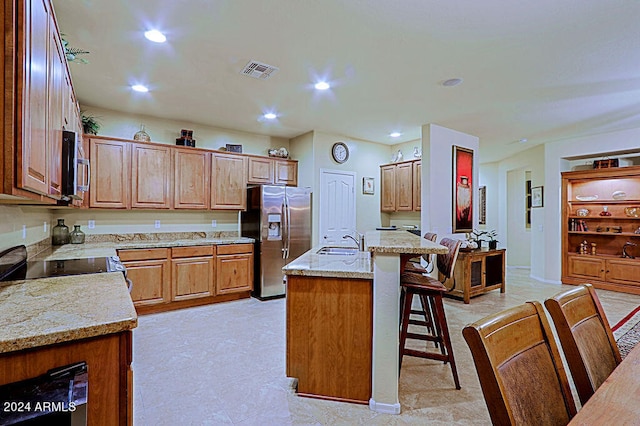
[316,247,359,256]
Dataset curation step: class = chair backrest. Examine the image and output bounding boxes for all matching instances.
[423,232,437,242]
[544,283,622,405]
[463,302,577,425]
[436,238,461,281]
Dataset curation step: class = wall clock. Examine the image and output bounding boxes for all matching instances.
[331,142,349,164]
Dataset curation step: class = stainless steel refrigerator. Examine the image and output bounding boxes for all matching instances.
[241,185,311,299]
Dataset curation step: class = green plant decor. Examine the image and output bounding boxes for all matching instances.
[81,113,101,135]
[61,35,90,64]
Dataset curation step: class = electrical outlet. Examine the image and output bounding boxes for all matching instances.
[43,222,48,233]
[88,220,95,229]
[22,225,27,239]
[211,220,217,228]
[155,220,161,229]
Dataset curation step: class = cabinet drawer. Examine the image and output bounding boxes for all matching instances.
[216,244,253,255]
[171,245,213,258]
[117,248,169,261]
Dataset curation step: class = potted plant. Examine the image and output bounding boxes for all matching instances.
[485,230,499,250]
[81,113,101,135]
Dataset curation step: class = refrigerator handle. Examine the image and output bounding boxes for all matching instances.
[281,199,288,259]
[286,196,292,258]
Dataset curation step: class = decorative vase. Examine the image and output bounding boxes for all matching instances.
[488,240,498,250]
[70,225,86,244]
[413,146,422,158]
[133,124,151,142]
[52,219,70,245]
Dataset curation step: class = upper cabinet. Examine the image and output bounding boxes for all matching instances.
[380,159,421,212]
[173,148,210,209]
[131,143,172,209]
[211,152,247,210]
[89,137,131,209]
[247,156,298,186]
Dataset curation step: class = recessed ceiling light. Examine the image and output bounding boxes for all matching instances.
[390,132,402,138]
[144,30,166,43]
[314,81,330,90]
[519,138,528,143]
[131,84,149,93]
[263,112,277,120]
[442,78,463,87]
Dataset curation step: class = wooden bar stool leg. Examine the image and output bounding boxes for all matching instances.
[399,289,415,370]
[432,293,461,390]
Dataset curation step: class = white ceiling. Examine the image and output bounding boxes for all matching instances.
[53,0,640,163]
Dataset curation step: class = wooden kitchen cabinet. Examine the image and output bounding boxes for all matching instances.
[171,246,215,301]
[118,248,171,309]
[380,159,421,212]
[380,165,396,212]
[47,19,65,199]
[562,166,640,294]
[286,275,373,403]
[443,248,506,304]
[0,331,133,426]
[212,152,247,210]
[247,156,274,184]
[174,148,211,209]
[215,244,253,295]
[131,142,171,209]
[89,137,131,208]
[275,159,298,186]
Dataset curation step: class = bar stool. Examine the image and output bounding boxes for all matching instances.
[399,238,461,390]
[400,233,438,340]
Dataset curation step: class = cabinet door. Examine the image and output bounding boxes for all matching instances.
[247,157,274,184]
[171,256,215,301]
[413,161,421,211]
[173,148,210,209]
[395,162,413,211]
[89,138,130,208]
[131,143,171,209]
[275,160,298,186]
[211,153,247,210]
[216,252,253,295]
[606,259,640,286]
[380,165,396,212]
[123,259,171,307]
[567,255,606,281]
[47,24,64,199]
[19,0,50,195]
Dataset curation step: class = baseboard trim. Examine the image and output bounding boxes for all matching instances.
[369,398,401,414]
[529,273,562,285]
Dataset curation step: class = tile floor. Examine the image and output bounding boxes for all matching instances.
[132,269,640,425]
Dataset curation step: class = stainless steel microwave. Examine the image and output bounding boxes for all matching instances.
[61,131,90,200]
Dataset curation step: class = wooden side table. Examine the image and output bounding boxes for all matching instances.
[442,248,506,303]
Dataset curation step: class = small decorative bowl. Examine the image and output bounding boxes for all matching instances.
[625,207,640,218]
[576,208,590,217]
[576,195,599,201]
[612,190,627,200]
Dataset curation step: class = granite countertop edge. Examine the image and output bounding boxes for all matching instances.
[283,247,373,280]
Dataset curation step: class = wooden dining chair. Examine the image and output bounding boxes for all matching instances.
[463,302,577,425]
[544,283,622,405]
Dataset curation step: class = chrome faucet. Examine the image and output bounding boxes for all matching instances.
[342,231,365,251]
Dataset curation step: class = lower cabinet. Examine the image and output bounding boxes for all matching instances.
[118,244,253,314]
[286,275,373,404]
[443,248,506,304]
[565,254,640,293]
[215,244,253,295]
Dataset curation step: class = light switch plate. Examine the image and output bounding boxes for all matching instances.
[88,220,95,229]
[211,220,217,228]
[155,220,161,229]
[22,225,26,239]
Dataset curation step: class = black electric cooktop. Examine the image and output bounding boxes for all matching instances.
[0,245,124,282]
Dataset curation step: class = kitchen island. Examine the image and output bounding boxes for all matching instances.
[283,231,447,414]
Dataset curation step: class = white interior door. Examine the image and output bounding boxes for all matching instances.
[319,169,356,245]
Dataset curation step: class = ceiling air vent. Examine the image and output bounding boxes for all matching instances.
[240,60,279,80]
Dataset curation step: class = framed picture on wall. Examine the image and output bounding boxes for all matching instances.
[363,177,374,194]
[452,145,474,233]
[532,186,544,208]
[479,186,487,225]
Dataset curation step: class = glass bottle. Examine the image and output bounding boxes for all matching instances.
[70,225,86,244]
[52,219,70,245]
[133,124,151,142]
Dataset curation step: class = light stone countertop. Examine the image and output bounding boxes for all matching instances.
[365,230,448,255]
[283,246,373,279]
[0,272,137,353]
[35,237,255,261]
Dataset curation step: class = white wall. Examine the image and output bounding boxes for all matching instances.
[506,169,531,266]
[478,162,499,234]
[81,105,289,156]
[0,206,51,251]
[421,124,480,240]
